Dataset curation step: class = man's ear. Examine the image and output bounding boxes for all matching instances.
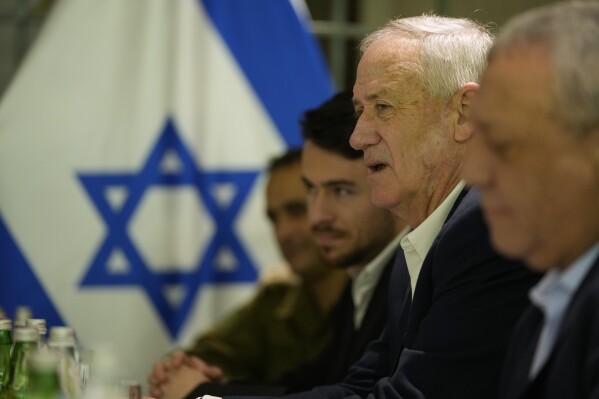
[454,82,479,143]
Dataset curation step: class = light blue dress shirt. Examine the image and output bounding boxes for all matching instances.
[528,242,599,378]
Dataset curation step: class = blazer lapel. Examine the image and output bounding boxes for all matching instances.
[503,305,544,399]
[402,188,470,346]
[389,248,412,368]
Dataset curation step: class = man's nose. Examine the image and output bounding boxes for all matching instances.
[350,113,376,151]
[275,218,297,245]
[308,192,335,226]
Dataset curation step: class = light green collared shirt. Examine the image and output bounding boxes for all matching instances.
[400,181,465,297]
[528,242,599,378]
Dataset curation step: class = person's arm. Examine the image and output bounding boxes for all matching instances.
[186,289,274,382]
[271,327,393,399]
[149,287,273,398]
[159,363,221,399]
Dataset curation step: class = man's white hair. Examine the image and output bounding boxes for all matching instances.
[360,14,494,99]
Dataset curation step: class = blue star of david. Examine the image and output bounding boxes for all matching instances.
[78,118,259,338]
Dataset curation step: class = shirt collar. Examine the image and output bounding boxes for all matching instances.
[401,181,465,294]
[356,228,409,281]
[351,228,408,328]
[530,242,599,315]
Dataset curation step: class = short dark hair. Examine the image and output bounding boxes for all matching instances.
[300,91,361,159]
[267,147,302,173]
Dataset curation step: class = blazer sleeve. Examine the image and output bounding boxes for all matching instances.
[282,326,393,399]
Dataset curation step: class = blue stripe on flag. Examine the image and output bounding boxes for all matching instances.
[200,0,334,147]
[0,212,65,327]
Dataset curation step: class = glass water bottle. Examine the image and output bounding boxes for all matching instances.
[0,320,13,394]
[1,327,38,399]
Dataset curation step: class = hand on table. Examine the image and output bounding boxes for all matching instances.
[148,351,224,399]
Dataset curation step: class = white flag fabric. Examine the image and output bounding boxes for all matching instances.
[0,0,332,387]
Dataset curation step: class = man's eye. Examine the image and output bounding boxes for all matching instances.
[287,204,307,217]
[335,187,352,197]
[376,104,390,112]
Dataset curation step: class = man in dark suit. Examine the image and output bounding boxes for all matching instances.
[464,2,599,398]
[310,14,537,399]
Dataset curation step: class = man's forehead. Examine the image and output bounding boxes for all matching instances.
[477,48,553,114]
[485,45,551,84]
[267,190,306,209]
[359,38,419,70]
[357,57,416,81]
[353,69,418,101]
[302,160,365,187]
[352,86,394,104]
[303,165,362,184]
[355,56,421,103]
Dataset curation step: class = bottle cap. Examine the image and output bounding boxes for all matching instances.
[15,306,32,327]
[26,319,47,335]
[13,327,38,342]
[0,319,12,330]
[48,326,77,347]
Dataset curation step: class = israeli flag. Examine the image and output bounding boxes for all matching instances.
[0,0,332,385]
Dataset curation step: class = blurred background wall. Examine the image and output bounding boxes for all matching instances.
[0,0,566,98]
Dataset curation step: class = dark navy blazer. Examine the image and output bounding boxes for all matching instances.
[500,253,599,399]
